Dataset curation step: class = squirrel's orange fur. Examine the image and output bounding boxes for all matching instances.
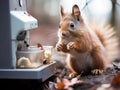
[55,4,120,77]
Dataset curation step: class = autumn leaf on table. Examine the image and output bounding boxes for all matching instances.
[111,73,120,88]
[47,76,82,90]
[56,76,82,90]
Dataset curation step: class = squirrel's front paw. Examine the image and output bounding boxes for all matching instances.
[67,42,75,50]
[56,43,64,51]
[91,69,104,75]
[56,43,68,52]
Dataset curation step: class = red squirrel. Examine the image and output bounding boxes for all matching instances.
[55,4,120,77]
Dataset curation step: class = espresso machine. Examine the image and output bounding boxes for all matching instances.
[0,0,56,81]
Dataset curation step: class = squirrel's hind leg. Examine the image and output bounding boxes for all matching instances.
[69,72,78,78]
[91,44,106,75]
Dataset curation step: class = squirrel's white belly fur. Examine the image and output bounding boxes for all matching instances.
[66,50,93,73]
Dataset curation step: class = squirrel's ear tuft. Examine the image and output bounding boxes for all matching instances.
[72,4,81,21]
[60,5,64,17]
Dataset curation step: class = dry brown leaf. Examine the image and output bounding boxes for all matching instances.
[111,73,120,88]
[56,77,82,90]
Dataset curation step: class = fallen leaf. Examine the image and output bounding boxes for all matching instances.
[111,73,120,88]
[56,76,82,90]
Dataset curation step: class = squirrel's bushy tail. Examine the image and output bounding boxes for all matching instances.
[90,21,120,64]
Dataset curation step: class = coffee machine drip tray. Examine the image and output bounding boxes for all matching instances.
[0,61,56,81]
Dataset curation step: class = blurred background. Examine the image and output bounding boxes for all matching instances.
[26,0,120,47]
[27,0,59,46]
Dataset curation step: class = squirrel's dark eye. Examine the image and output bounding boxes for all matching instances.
[70,23,74,28]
